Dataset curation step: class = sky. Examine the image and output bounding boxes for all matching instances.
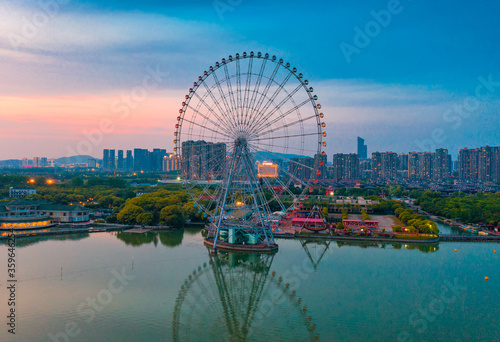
[0,0,499,160]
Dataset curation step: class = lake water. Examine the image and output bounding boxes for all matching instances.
[1,229,498,341]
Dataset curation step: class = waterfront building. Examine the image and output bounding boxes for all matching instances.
[0,199,90,229]
[9,187,36,198]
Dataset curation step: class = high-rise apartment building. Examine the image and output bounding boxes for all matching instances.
[126,150,133,171]
[117,150,124,170]
[408,149,451,180]
[357,137,368,160]
[109,149,116,170]
[371,152,397,180]
[289,157,314,181]
[459,146,500,182]
[332,153,359,180]
[181,140,226,180]
[102,149,110,170]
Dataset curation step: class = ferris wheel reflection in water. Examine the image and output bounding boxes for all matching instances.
[172,250,321,342]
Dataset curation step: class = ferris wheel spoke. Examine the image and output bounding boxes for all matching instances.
[236,58,243,127]
[211,71,238,131]
[223,63,239,129]
[201,82,236,132]
[259,176,286,212]
[184,103,234,138]
[245,58,267,127]
[252,114,318,139]
[248,71,293,133]
[250,97,310,138]
[241,57,253,128]
[248,62,280,128]
[181,117,234,140]
[251,132,319,142]
[273,176,299,203]
[192,87,236,134]
[247,140,317,155]
[250,83,303,134]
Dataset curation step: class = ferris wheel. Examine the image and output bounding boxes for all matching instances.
[173,52,326,251]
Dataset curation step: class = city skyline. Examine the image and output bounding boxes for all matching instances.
[1,1,500,160]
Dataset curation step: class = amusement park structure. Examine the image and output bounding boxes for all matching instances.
[174,52,326,252]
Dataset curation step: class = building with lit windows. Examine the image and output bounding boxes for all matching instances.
[9,187,36,198]
[257,162,278,178]
[0,200,90,230]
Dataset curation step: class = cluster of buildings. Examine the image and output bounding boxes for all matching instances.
[458,146,500,182]
[20,157,55,168]
[102,148,179,173]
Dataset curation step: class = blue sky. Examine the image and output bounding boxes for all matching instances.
[0,0,499,159]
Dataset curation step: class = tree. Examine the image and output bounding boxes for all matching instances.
[70,177,84,187]
[160,205,185,227]
[136,212,154,226]
[321,207,329,219]
[337,222,345,230]
[117,204,145,224]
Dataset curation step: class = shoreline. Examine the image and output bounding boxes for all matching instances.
[1,225,499,243]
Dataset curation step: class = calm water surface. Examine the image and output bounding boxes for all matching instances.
[0,229,498,341]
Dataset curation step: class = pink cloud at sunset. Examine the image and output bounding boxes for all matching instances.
[0,91,184,159]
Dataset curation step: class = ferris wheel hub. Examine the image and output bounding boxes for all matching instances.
[235,136,248,147]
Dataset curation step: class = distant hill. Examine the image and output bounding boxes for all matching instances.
[253,151,306,162]
[0,155,100,168]
[54,155,100,165]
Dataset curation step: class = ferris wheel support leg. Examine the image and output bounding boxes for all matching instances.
[241,150,272,247]
[213,145,240,251]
